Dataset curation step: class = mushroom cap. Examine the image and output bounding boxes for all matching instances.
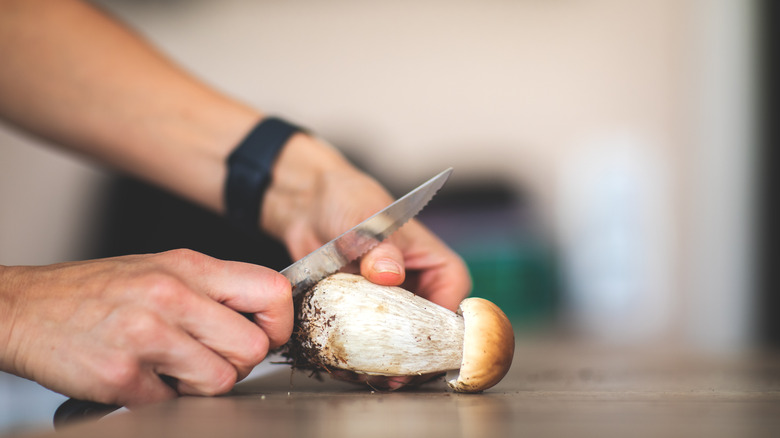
[447,297,514,393]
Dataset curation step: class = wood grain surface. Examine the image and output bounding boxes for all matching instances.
[11,337,780,438]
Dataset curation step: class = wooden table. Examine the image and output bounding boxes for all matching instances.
[12,337,780,438]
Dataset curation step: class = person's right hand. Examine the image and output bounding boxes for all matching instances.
[0,249,292,407]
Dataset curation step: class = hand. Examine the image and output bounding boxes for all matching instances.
[0,249,292,407]
[263,133,471,312]
[262,134,471,390]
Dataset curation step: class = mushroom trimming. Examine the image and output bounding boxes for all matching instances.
[285,273,514,392]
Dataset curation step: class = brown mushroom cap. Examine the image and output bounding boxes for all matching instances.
[447,297,514,393]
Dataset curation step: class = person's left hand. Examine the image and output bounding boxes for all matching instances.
[263,133,471,312]
[261,133,472,389]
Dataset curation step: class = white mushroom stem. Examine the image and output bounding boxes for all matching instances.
[293,273,514,392]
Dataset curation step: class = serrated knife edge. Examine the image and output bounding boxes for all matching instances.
[280,167,452,296]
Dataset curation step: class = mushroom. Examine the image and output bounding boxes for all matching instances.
[285,273,514,393]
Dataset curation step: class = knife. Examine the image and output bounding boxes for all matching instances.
[282,167,452,296]
[53,167,452,429]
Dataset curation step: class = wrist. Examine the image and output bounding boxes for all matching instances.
[224,117,306,232]
[0,266,23,375]
[260,133,353,241]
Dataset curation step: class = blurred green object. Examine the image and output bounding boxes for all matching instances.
[457,237,558,326]
[416,180,559,328]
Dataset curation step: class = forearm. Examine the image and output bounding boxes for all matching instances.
[0,0,260,213]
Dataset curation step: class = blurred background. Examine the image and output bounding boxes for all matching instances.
[0,0,773,434]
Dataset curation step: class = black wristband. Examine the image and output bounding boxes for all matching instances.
[225,117,303,232]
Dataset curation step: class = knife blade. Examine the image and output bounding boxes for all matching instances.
[281,167,452,296]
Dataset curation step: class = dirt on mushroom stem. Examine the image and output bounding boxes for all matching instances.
[274,290,331,377]
[275,279,448,388]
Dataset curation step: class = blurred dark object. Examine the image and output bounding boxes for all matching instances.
[758,0,779,348]
[53,398,120,430]
[416,179,559,327]
[91,176,291,269]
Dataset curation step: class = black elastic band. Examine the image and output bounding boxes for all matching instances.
[225,117,303,232]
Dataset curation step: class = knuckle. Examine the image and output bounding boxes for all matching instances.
[97,354,141,392]
[265,274,293,309]
[141,272,188,308]
[241,332,270,368]
[203,364,237,396]
[118,308,167,345]
[161,248,208,268]
[260,275,293,348]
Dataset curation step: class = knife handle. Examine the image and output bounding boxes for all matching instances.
[53,398,121,430]
[53,374,177,429]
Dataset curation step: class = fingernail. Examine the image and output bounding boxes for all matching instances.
[387,379,405,391]
[373,259,401,275]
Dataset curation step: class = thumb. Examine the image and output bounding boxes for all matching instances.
[360,242,405,286]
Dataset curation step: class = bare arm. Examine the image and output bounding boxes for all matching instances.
[0,0,258,213]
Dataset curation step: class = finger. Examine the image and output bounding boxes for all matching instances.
[156,250,294,350]
[132,262,274,379]
[405,265,470,313]
[329,370,440,391]
[175,294,272,380]
[133,315,239,397]
[208,263,293,350]
[360,241,405,286]
[329,370,408,390]
[119,370,178,407]
[392,222,472,310]
[368,375,413,391]
[72,351,177,407]
[97,308,238,405]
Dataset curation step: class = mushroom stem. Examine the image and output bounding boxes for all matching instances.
[287,273,514,392]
